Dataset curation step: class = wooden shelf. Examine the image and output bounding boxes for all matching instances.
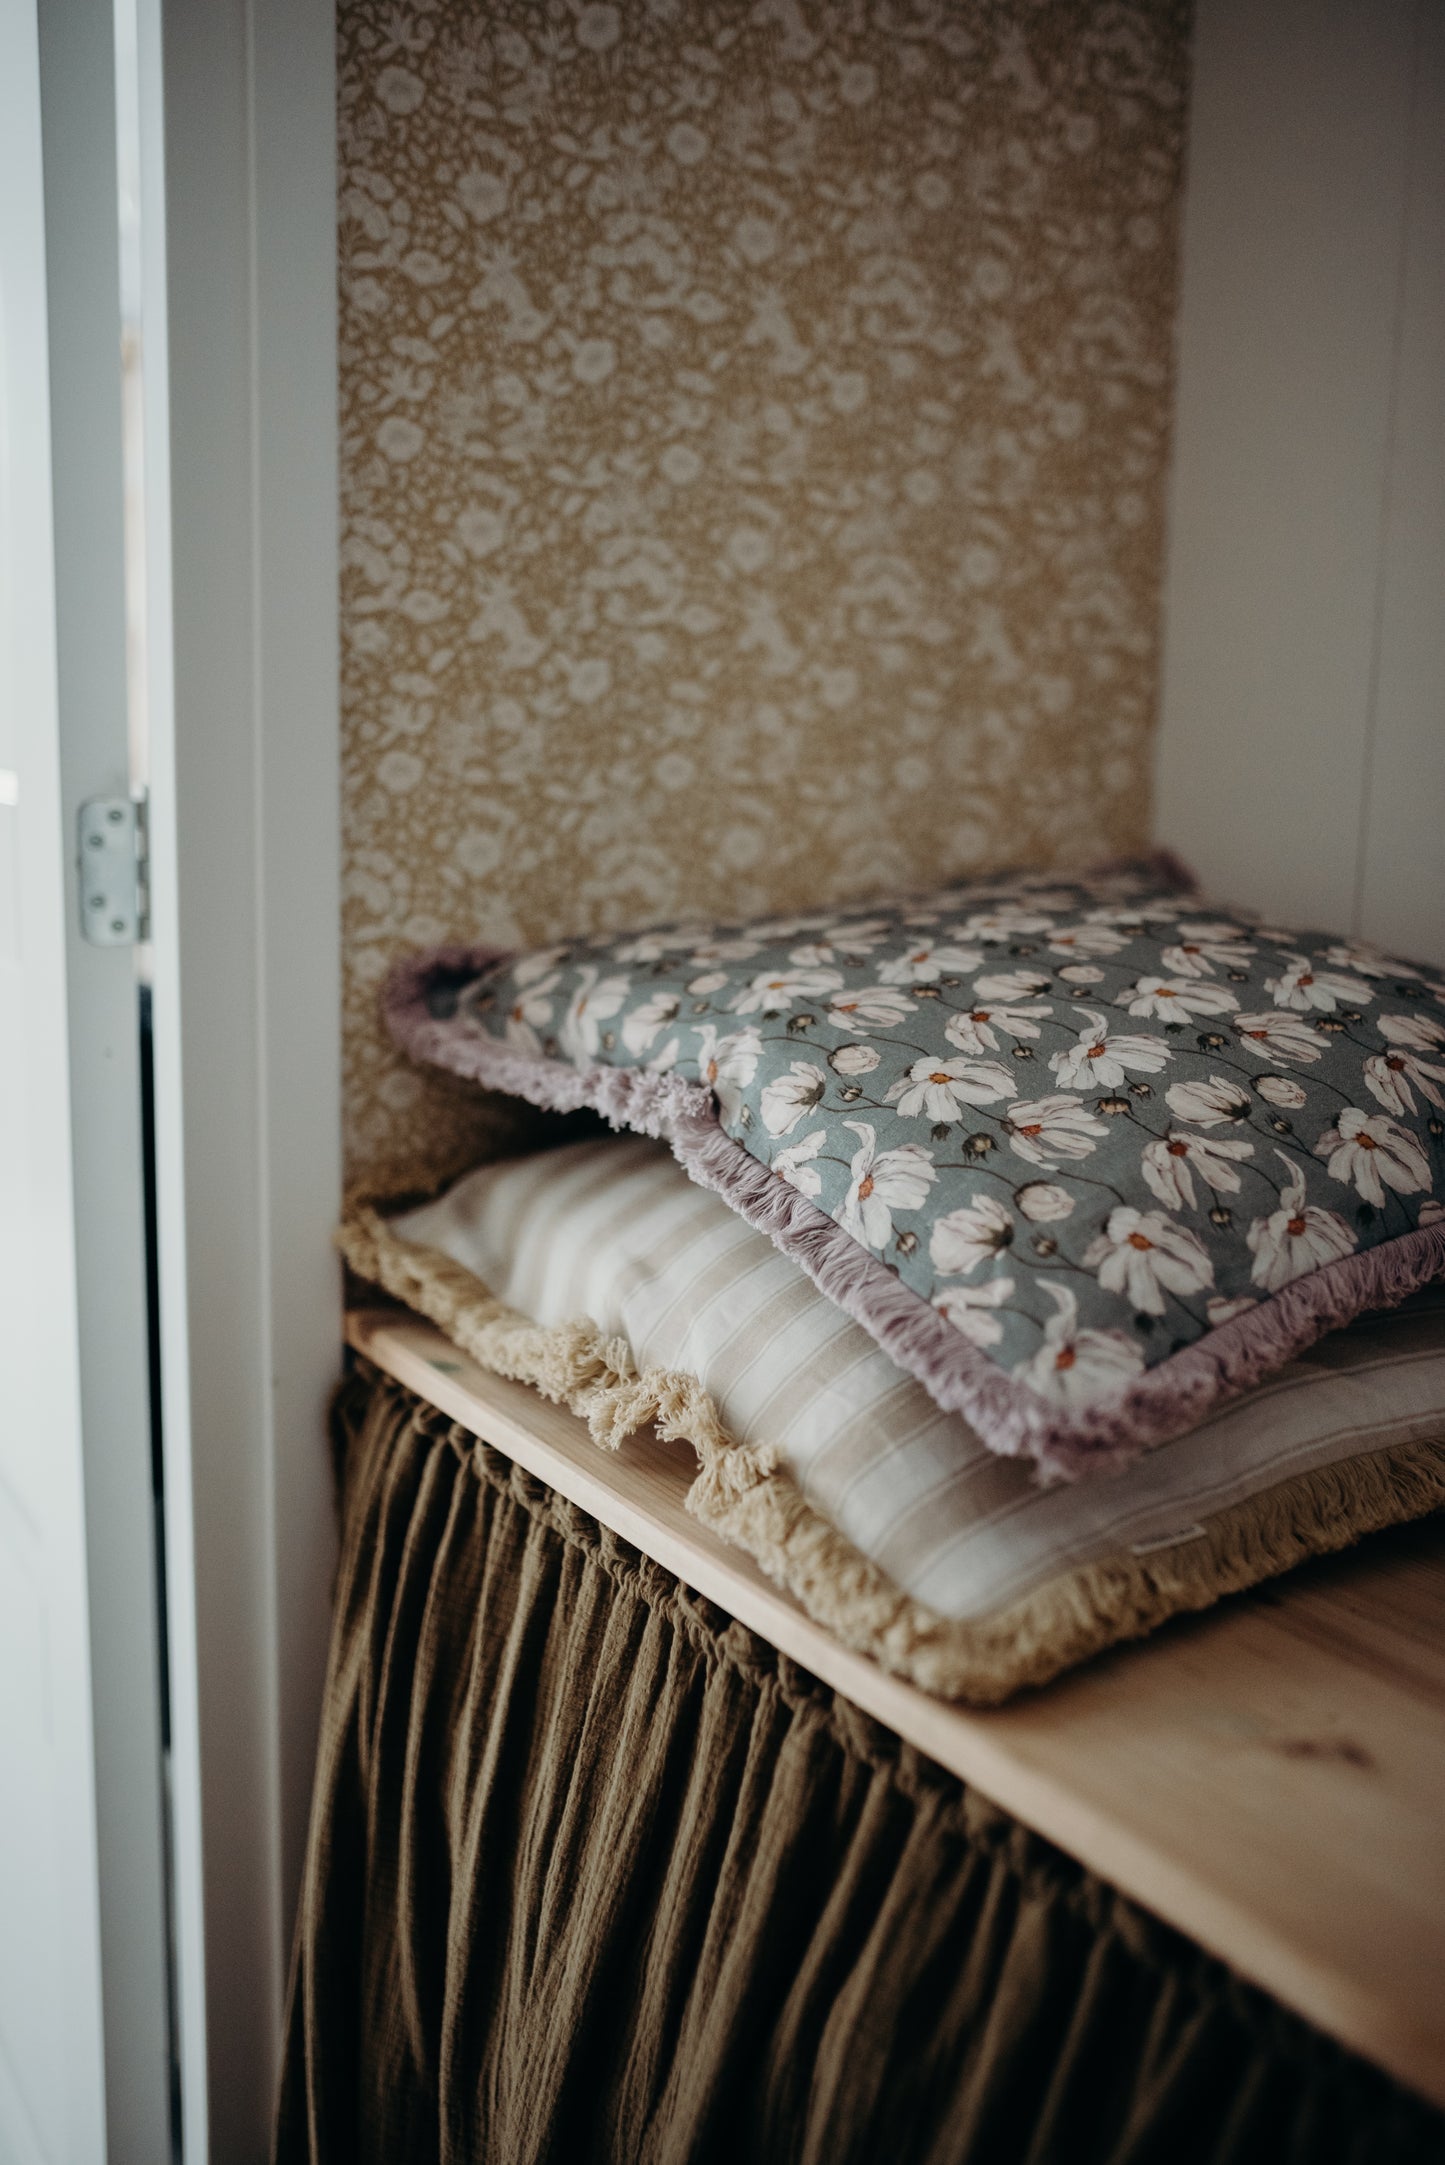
[347,1306,1445,2112]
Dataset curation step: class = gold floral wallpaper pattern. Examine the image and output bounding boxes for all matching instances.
[339,0,1192,1191]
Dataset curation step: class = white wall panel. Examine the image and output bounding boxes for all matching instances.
[1357,0,1445,964]
[139,0,341,2152]
[1156,0,1444,962]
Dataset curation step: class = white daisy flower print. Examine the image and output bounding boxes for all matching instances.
[1120,976,1239,1023]
[1049,1010,1172,1090]
[760,1060,828,1137]
[933,1276,1015,1347]
[1084,1207,1214,1314]
[1014,1284,1145,1409]
[1263,956,1374,1013]
[1083,903,1150,929]
[1247,1162,1356,1290]
[829,1043,880,1076]
[694,1024,763,1123]
[1321,941,1406,980]
[834,1122,937,1251]
[513,946,569,987]
[1141,1130,1253,1210]
[611,927,699,965]
[1003,1094,1109,1169]
[1163,1075,1251,1125]
[889,1056,1017,1121]
[1315,1108,1430,1205]
[1254,1074,1308,1108]
[826,984,917,1034]
[1234,1013,1325,1066]
[958,906,1054,944]
[1015,1182,1075,1223]
[944,1001,1052,1054]
[1176,918,1256,948]
[974,969,1052,1004]
[729,964,844,1016]
[772,1128,826,1199]
[876,940,984,985]
[610,934,666,965]
[647,1037,681,1074]
[1379,1012,1445,1053]
[621,990,681,1055]
[502,970,561,1054]
[1046,922,1130,961]
[820,917,891,956]
[1364,1048,1445,1115]
[1057,964,1106,985]
[1160,925,1256,977]
[559,966,631,1059]
[929,1195,1014,1276]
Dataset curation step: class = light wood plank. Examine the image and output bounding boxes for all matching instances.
[347,1307,1445,2112]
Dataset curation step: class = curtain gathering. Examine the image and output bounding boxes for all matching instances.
[275,1368,1439,2165]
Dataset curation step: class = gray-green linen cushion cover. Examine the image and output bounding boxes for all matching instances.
[386,860,1445,1479]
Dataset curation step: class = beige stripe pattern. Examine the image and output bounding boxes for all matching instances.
[393,1139,1445,1625]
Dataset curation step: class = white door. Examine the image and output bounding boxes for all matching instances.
[0,0,174,2158]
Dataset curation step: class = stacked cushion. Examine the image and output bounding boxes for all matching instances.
[347,858,1445,1699]
[386,860,1445,1481]
[339,1135,1445,1702]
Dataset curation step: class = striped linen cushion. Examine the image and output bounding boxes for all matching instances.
[381,1137,1445,1699]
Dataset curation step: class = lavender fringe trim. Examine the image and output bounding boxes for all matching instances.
[385,945,1445,1483]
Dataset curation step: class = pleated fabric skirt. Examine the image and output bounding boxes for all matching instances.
[273,1365,1441,2165]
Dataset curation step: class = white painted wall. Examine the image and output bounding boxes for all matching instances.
[135,0,341,2153]
[1156,0,1445,965]
[1357,0,1445,962]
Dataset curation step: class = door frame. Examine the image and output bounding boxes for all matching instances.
[4,2,172,2156]
[135,0,341,2154]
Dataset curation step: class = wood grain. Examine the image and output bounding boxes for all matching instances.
[347,1306,1445,2111]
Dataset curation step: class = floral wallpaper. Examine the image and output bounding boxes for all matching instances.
[339,0,1192,1192]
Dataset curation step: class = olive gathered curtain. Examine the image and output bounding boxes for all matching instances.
[274,1367,1441,2165]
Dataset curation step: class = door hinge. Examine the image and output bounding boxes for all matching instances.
[78,791,149,945]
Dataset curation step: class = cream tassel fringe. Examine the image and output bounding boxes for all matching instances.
[339,1202,1445,1708]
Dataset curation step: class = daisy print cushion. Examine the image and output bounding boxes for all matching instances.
[386,861,1445,1479]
